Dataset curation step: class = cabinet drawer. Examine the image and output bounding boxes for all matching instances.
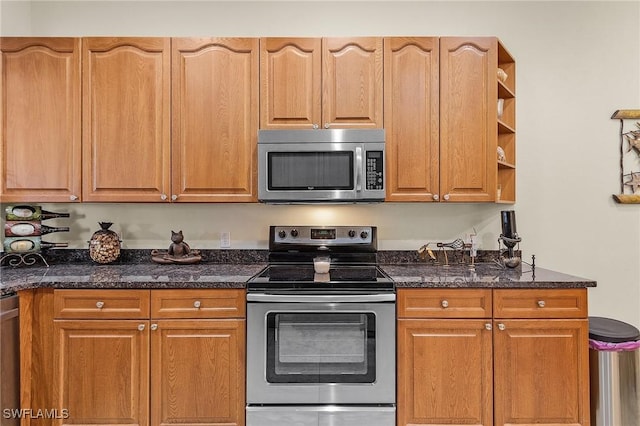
[151,289,246,319]
[54,289,150,319]
[397,289,492,318]
[494,289,587,319]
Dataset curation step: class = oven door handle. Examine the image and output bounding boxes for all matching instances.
[246,293,396,303]
[355,146,363,192]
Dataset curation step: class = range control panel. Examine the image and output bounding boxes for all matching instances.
[366,151,384,190]
[272,226,374,245]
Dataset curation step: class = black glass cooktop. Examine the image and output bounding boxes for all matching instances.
[247,264,394,291]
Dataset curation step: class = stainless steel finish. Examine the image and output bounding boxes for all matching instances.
[257,129,385,203]
[590,348,640,426]
[272,225,373,245]
[1,294,20,426]
[246,405,395,426]
[247,293,395,303]
[246,300,395,405]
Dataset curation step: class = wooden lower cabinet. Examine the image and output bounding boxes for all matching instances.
[151,319,245,426]
[493,320,590,426]
[397,288,590,426]
[49,289,245,426]
[397,319,493,426]
[54,320,150,426]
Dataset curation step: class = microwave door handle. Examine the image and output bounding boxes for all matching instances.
[355,147,363,192]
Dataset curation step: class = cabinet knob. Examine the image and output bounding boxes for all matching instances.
[433,194,439,201]
[171,194,178,201]
[138,324,145,331]
[498,323,506,331]
[193,300,201,309]
[441,300,449,308]
[160,194,167,201]
[150,324,158,331]
[537,300,546,308]
[96,301,104,309]
[312,124,319,129]
[69,195,78,201]
[443,194,451,201]
[324,123,330,129]
[485,323,492,331]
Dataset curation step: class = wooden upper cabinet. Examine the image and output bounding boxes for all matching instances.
[440,37,497,202]
[260,37,321,129]
[82,37,171,202]
[0,37,81,202]
[260,37,382,129]
[172,38,258,202]
[322,37,383,129]
[384,37,439,202]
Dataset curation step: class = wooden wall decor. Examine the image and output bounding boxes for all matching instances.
[611,109,640,203]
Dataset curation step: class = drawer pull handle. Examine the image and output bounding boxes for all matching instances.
[138,324,145,331]
[150,324,158,331]
[498,323,506,331]
[485,323,492,331]
[96,301,105,309]
[194,300,201,308]
[441,300,449,308]
[537,300,546,308]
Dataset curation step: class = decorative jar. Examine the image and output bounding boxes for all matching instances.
[89,222,121,264]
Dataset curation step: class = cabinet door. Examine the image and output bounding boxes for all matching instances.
[83,37,171,202]
[150,319,245,426]
[172,38,258,202]
[440,37,497,202]
[260,37,321,129]
[493,319,590,426]
[383,37,439,201]
[397,319,492,426]
[323,37,383,129]
[54,320,149,426]
[0,37,81,202]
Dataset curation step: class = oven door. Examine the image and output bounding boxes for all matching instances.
[246,293,395,404]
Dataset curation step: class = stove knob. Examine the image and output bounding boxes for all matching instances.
[360,230,369,239]
[278,230,287,239]
[290,229,299,238]
[348,230,356,238]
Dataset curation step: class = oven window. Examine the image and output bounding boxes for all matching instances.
[266,312,376,383]
[268,152,354,190]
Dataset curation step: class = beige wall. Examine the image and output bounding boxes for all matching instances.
[2,1,640,327]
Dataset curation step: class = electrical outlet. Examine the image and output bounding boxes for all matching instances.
[220,231,231,249]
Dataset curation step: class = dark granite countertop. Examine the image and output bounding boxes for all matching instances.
[0,249,596,296]
[0,263,267,295]
[382,263,596,288]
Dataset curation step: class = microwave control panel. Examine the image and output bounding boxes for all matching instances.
[366,151,384,190]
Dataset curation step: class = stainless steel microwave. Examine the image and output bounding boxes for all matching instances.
[258,129,386,203]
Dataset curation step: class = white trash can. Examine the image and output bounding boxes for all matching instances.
[589,316,640,426]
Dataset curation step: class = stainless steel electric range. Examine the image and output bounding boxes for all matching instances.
[246,226,396,426]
